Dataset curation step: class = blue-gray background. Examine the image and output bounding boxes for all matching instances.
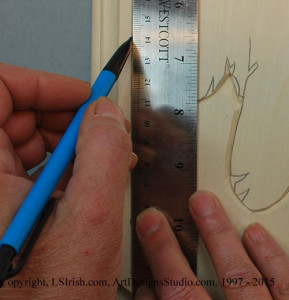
[0,0,92,172]
[0,0,92,81]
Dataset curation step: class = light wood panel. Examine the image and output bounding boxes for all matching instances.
[198,1,289,298]
[92,1,289,298]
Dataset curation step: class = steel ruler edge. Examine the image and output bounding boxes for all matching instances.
[131,0,198,293]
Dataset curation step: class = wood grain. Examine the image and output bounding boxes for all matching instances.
[92,1,289,298]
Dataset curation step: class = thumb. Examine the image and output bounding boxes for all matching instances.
[53,97,133,291]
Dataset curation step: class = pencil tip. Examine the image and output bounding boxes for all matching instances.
[103,37,132,78]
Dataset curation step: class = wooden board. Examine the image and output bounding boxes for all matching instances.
[93,1,289,298]
[197,1,289,298]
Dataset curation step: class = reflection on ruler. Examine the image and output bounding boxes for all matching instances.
[131,0,199,293]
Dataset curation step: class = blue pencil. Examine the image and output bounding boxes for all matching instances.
[0,37,132,281]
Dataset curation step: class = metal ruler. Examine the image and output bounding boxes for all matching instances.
[131,0,198,291]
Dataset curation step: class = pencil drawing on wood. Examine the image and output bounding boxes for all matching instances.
[200,38,289,212]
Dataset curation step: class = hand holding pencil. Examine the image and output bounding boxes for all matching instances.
[0,41,289,299]
[0,40,136,298]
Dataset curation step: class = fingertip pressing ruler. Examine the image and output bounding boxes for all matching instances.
[131,0,198,293]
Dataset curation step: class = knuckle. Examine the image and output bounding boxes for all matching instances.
[262,248,287,264]
[205,217,232,236]
[163,286,195,300]
[76,190,115,227]
[276,281,289,296]
[83,200,111,226]
[65,182,114,227]
[221,262,258,289]
[145,235,171,258]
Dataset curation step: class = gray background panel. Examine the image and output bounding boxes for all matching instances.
[0,0,92,81]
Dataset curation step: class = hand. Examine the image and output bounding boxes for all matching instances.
[135,191,289,299]
[0,63,136,299]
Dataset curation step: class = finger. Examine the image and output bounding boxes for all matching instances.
[244,223,289,299]
[189,191,272,300]
[3,112,76,170]
[3,110,86,169]
[4,126,63,171]
[0,129,26,176]
[50,98,132,296]
[4,105,134,171]
[38,114,132,153]
[36,110,78,132]
[14,130,47,170]
[39,129,64,152]
[135,287,158,300]
[136,207,211,300]
[3,110,78,146]
[2,111,36,146]
[0,63,90,122]
[0,79,13,126]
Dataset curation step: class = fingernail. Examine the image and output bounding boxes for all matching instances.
[94,100,126,128]
[245,223,267,243]
[189,192,217,217]
[129,152,138,170]
[135,286,157,300]
[136,208,162,238]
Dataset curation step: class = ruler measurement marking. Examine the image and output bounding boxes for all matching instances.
[132,0,198,293]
